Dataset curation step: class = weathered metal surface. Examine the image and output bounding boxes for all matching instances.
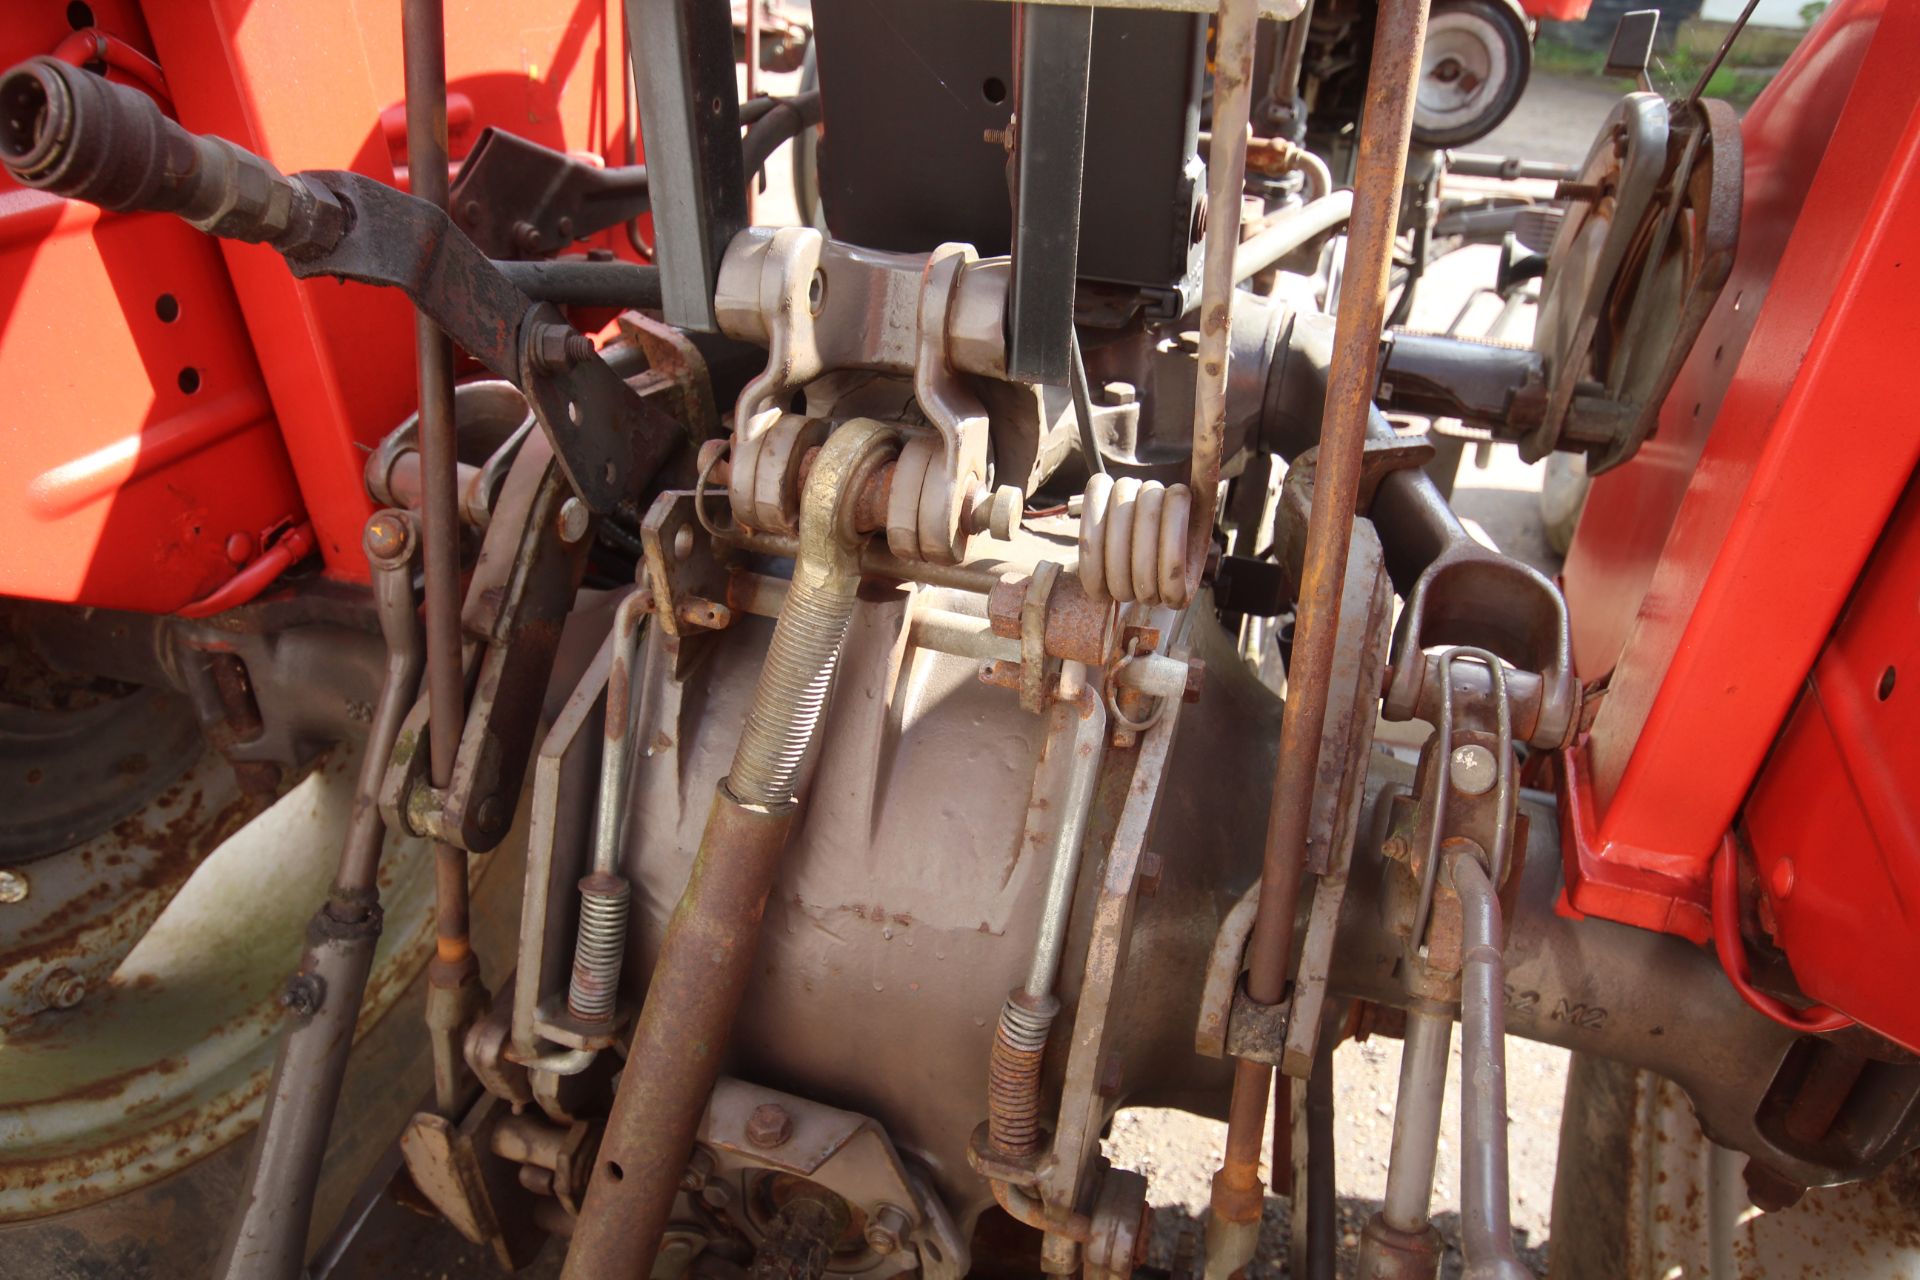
[0,747,441,1221]
[0,750,260,1029]
[693,1078,966,1279]
[1042,684,1186,1217]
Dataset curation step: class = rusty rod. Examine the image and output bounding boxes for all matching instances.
[403,0,483,1115]
[1182,0,1260,606]
[1208,0,1430,1262]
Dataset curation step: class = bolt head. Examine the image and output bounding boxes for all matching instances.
[41,968,85,1010]
[0,869,28,904]
[1447,743,1498,796]
[279,972,326,1017]
[745,1102,793,1148]
[558,497,591,545]
[866,1204,913,1256]
[476,796,507,835]
[1770,857,1796,902]
[364,511,412,564]
[1101,381,1138,407]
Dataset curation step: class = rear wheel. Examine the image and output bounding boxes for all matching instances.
[1548,1054,1920,1278]
[1411,0,1532,149]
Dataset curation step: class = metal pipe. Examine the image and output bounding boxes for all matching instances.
[986,675,1108,1161]
[1232,191,1353,285]
[1381,1010,1451,1231]
[564,592,647,1025]
[908,607,1189,700]
[1183,0,1260,606]
[562,420,902,1279]
[1021,677,1106,997]
[1453,856,1532,1280]
[721,528,1009,595]
[1210,0,1429,1262]
[403,0,483,1117]
[213,512,422,1280]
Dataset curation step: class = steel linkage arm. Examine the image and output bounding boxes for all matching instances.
[211,511,423,1280]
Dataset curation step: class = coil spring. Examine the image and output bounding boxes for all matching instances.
[1077,473,1194,608]
[729,574,855,807]
[566,872,631,1024]
[987,992,1060,1159]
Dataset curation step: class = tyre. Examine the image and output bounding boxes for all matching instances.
[1411,0,1533,149]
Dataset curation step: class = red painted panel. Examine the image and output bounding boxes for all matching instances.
[1745,473,1920,1054]
[0,1,303,614]
[1557,0,1920,940]
[137,0,640,582]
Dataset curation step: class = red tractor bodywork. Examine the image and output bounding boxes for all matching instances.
[1559,0,1920,1051]
[0,0,638,613]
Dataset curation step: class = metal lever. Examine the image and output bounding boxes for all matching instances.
[211,512,423,1280]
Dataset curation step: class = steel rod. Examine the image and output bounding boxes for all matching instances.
[1381,1010,1452,1231]
[1021,675,1108,998]
[1183,0,1260,605]
[403,0,482,1116]
[1455,856,1531,1280]
[1209,0,1430,1262]
[212,513,422,1280]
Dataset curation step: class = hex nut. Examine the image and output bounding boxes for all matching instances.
[746,1102,793,1149]
[529,323,595,374]
[865,1204,913,1256]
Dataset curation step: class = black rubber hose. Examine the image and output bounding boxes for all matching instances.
[494,259,664,310]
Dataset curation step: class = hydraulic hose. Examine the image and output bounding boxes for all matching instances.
[561,419,902,1280]
[0,55,343,255]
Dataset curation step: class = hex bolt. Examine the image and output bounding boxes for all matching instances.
[1448,743,1498,796]
[746,1102,793,1149]
[557,497,591,545]
[1101,381,1138,406]
[528,322,596,374]
[41,968,86,1010]
[0,868,28,904]
[699,1179,734,1211]
[864,1203,913,1256]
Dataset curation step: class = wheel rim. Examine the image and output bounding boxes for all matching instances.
[1415,9,1513,140]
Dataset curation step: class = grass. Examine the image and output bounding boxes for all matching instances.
[1532,26,1790,109]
